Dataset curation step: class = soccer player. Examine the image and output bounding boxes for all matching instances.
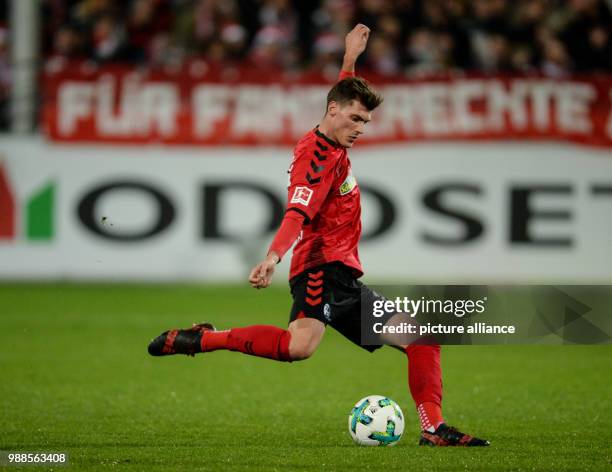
[148,24,489,447]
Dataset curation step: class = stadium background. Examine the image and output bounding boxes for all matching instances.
[1,0,611,470]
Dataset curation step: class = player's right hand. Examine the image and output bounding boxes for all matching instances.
[248,256,277,289]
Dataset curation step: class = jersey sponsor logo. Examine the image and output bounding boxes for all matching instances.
[339,172,357,196]
[290,186,313,206]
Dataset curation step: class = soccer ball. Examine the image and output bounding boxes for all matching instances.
[348,395,404,446]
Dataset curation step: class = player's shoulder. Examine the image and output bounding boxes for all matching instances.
[294,128,343,162]
[294,129,318,153]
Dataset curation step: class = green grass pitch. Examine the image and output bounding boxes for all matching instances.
[0,284,610,471]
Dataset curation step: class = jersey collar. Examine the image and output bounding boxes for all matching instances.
[314,126,341,148]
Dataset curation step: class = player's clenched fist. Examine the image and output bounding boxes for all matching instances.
[344,23,370,60]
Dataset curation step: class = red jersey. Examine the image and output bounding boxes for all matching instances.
[285,128,363,279]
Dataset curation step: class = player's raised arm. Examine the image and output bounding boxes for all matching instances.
[339,23,370,80]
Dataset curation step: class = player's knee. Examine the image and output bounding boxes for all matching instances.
[287,319,324,361]
[288,342,316,361]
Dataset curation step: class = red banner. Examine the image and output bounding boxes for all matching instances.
[41,63,612,147]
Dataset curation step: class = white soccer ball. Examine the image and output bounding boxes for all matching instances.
[348,395,405,446]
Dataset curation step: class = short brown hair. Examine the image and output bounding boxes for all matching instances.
[326,77,384,111]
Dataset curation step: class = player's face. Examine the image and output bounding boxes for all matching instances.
[330,100,372,148]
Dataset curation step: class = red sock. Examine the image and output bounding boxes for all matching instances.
[405,344,444,431]
[417,402,444,432]
[200,325,292,362]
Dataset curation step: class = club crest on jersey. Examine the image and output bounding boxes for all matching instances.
[291,186,313,206]
[339,172,357,196]
[323,303,331,321]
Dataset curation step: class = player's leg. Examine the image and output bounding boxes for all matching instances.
[148,318,324,362]
[394,342,444,432]
[198,318,324,362]
[333,279,489,447]
[393,342,488,446]
[147,265,330,361]
[320,279,443,424]
[197,317,324,361]
[390,341,488,446]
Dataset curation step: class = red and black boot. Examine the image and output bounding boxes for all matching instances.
[148,323,216,357]
[419,423,490,447]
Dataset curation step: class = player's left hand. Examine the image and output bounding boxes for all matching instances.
[248,256,277,289]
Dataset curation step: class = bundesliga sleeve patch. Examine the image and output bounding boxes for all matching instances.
[290,186,314,206]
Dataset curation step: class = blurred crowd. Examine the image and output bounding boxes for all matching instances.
[38,0,612,76]
[0,0,612,131]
